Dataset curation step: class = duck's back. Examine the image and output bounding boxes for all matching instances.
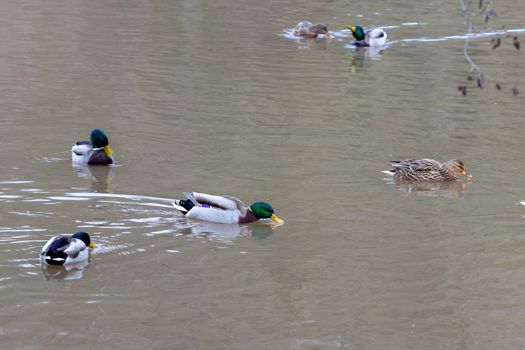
[367,28,387,46]
[71,142,92,164]
[191,192,241,211]
[293,21,314,37]
[41,236,69,265]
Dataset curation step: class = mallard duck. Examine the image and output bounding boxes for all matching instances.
[71,128,114,165]
[40,231,96,266]
[382,159,472,182]
[348,25,387,47]
[172,192,283,224]
[293,21,330,38]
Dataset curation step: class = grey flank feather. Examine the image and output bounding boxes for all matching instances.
[222,195,247,216]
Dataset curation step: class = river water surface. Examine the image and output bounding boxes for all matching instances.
[2,0,525,349]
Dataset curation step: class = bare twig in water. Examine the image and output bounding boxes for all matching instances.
[458,0,520,96]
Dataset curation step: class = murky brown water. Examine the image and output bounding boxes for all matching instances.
[2,0,525,349]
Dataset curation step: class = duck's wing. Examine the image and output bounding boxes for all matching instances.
[384,158,441,173]
[409,159,441,172]
[388,158,416,170]
[71,142,93,156]
[188,192,240,211]
[366,28,386,39]
[183,192,200,206]
[388,159,443,179]
[294,21,312,30]
[292,21,315,36]
[389,159,439,172]
[40,236,59,256]
[222,195,248,216]
[63,237,88,259]
[40,236,71,264]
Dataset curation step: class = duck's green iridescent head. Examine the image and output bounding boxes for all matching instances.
[72,231,96,248]
[250,202,283,224]
[348,25,366,41]
[90,128,113,157]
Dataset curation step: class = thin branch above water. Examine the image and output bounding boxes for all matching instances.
[458,0,520,96]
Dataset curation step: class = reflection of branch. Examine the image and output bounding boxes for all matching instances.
[459,0,472,31]
[460,0,491,73]
[459,0,480,73]
[458,0,486,94]
[457,0,519,95]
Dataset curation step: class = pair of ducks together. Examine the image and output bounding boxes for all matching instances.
[292,21,387,47]
[42,129,472,266]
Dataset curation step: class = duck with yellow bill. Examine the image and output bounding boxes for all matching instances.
[173,192,284,225]
[71,128,114,165]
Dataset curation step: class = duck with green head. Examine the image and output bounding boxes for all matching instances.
[40,231,96,266]
[71,128,114,165]
[173,192,284,224]
[348,25,387,47]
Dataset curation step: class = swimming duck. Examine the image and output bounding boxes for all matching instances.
[382,159,473,182]
[348,25,387,47]
[172,192,284,224]
[40,231,96,266]
[71,128,114,165]
[293,21,331,38]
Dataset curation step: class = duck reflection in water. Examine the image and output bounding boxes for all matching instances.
[179,222,278,242]
[294,36,333,50]
[348,46,385,72]
[73,164,113,193]
[387,178,468,198]
[353,45,384,60]
[40,260,89,281]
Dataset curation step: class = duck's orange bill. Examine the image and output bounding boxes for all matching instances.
[461,170,473,179]
[270,214,284,224]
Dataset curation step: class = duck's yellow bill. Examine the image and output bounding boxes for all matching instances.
[89,242,97,248]
[104,145,113,158]
[270,214,284,224]
[348,26,356,32]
